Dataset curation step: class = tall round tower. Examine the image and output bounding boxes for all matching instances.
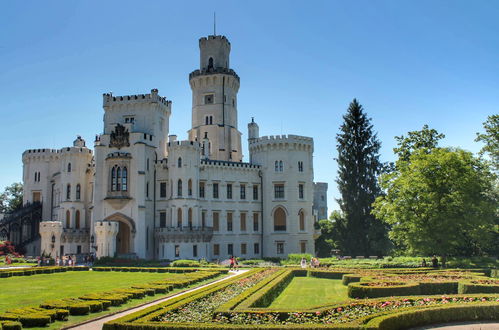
[188,35,242,162]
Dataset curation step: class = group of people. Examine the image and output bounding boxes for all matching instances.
[300,257,321,268]
[229,256,239,271]
[36,254,95,267]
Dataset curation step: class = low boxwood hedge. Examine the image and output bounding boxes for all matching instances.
[459,281,499,294]
[365,302,499,330]
[418,281,458,295]
[309,270,349,280]
[348,281,420,298]
[0,321,22,330]
[342,274,363,286]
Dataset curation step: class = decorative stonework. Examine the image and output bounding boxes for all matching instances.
[109,124,130,149]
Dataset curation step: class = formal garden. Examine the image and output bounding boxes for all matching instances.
[0,259,497,330]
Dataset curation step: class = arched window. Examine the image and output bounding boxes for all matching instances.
[68,163,71,172]
[208,57,214,69]
[66,184,71,200]
[188,179,192,196]
[299,209,305,231]
[66,210,71,228]
[209,116,213,125]
[279,161,283,172]
[76,184,81,200]
[122,167,128,191]
[178,157,182,168]
[177,208,182,227]
[275,161,279,172]
[111,166,117,191]
[188,208,193,228]
[75,210,80,229]
[116,167,122,191]
[177,179,182,197]
[273,207,286,231]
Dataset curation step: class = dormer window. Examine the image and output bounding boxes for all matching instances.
[204,94,214,104]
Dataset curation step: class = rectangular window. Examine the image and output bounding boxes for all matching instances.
[241,243,247,255]
[227,184,232,199]
[193,245,198,258]
[228,243,233,256]
[160,182,167,198]
[159,211,167,228]
[213,183,219,198]
[240,184,246,199]
[300,241,307,253]
[240,213,246,231]
[299,184,304,199]
[277,242,284,255]
[274,184,285,199]
[175,245,180,258]
[213,212,219,231]
[298,161,303,172]
[227,212,233,231]
[213,244,220,256]
[199,182,205,198]
[253,185,258,200]
[201,211,206,228]
[254,243,259,255]
[253,213,259,231]
[204,94,214,104]
[77,245,82,254]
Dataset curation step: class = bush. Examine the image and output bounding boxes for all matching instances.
[348,281,420,298]
[171,260,201,267]
[309,270,349,279]
[283,253,313,265]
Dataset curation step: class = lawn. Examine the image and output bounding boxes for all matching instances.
[0,270,193,312]
[269,277,349,309]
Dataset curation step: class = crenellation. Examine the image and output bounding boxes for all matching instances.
[103,89,172,108]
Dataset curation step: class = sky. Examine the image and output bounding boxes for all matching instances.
[1,0,498,215]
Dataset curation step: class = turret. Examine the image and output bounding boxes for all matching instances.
[199,35,231,71]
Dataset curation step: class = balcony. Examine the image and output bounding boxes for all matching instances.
[155,226,213,243]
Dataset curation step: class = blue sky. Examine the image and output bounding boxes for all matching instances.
[1,1,498,214]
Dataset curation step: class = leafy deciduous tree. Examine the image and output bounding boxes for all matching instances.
[476,114,499,172]
[0,183,23,214]
[373,148,498,257]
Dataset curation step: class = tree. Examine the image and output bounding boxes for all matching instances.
[0,183,23,214]
[373,148,498,257]
[335,99,390,256]
[476,115,499,171]
[315,211,342,257]
[393,124,445,162]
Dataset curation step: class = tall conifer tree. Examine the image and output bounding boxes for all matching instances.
[334,99,389,256]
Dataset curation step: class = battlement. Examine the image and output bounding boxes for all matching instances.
[103,89,172,108]
[201,159,260,170]
[167,140,201,148]
[23,146,92,158]
[250,134,313,145]
[199,35,231,46]
[189,67,239,82]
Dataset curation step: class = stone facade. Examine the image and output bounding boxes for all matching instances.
[24,34,327,260]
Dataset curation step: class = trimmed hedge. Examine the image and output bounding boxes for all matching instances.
[348,282,420,298]
[0,321,22,330]
[418,281,458,295]
[309,270,349,280]
[365,302,499,330]
[342,274,362,286]
[459,281,499,294]
[0,306,67,327]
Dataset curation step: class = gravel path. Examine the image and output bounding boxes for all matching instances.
[65,269,248,330]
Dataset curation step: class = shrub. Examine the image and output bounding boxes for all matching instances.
[171,260,201,267]
[348,281,420,298]
[418,281,458,295]
[458,281,499,294]
[310,270,349,279]
[0,321,22,330]
[342,274,363,285]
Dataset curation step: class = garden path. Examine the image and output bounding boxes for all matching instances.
[65,269,248,330]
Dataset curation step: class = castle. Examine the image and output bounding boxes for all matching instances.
[21,35,328,260]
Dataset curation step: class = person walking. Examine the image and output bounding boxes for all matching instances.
[229,256,235,270]
[431,255,439,268]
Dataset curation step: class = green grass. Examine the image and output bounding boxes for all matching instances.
[0,270,194,312]
[269,277,349,309]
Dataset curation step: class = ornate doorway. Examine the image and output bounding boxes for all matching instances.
[116,221,131,254]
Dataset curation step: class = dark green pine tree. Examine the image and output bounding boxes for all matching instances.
[334,99,390,256]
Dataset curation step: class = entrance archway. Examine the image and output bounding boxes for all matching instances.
[116,222,131,254]
[104,213,136,256]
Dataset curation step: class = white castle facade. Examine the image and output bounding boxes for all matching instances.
[22,35,326,260]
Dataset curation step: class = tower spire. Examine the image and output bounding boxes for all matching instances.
[213,12,216,36]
